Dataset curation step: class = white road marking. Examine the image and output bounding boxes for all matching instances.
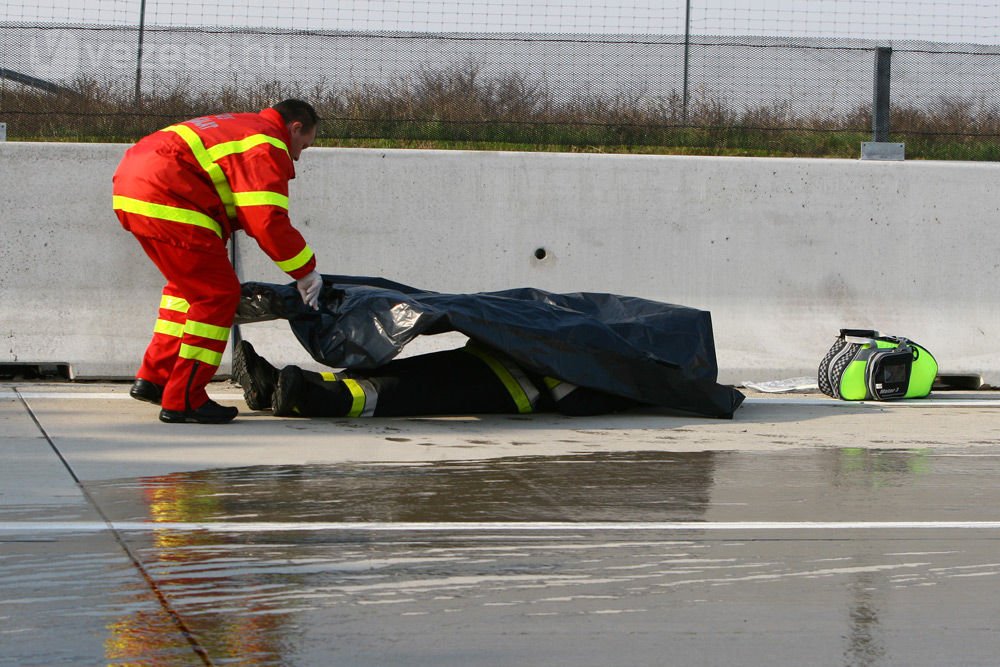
[744,398,1000,408]
[3,391,1000,408]
[0,392,246,400]
[4,521,1000,533]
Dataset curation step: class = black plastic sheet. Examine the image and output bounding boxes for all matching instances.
[236,275,744,418]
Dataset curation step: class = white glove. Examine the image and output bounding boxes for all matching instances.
[296,270,322,310]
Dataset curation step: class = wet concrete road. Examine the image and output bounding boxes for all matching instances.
[3,385,1000,665]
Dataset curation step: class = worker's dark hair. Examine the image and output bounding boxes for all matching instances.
[272,99,319,131]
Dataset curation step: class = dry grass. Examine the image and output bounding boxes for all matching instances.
[3,62,998,159]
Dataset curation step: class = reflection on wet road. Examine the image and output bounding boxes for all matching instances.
[6,449,1000,665]
[0,531,196,665]
[92,451,718,524]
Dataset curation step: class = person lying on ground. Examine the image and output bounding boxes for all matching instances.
[231,340,640,418]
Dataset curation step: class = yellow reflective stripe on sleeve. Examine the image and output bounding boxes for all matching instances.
[184,320,230,342]
[113,195,224,239]
[342,379,368,417]
[232,191,289,209]
[159,295,190,313]
[206,134,289,161]
[179,343,223,367]
[153,319,184,338]
[320,372,338,382]
[464,346,537,414]
[162,124,237,221]
[275,245,315,273]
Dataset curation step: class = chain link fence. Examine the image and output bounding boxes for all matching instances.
[2,1,999,158]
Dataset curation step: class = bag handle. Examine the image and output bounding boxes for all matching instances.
[840,328,879,339]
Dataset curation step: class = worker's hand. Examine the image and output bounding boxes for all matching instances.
[296,270,323,310]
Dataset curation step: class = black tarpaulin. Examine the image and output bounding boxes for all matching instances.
[236,275,744,418]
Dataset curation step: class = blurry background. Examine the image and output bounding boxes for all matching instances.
[2,0,998,158]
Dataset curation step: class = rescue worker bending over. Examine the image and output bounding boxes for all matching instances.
[232,340,640,418]
[113,99,323,424]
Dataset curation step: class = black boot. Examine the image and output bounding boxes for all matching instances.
[272,366,305,417]
[129,378,164,405]
[232,340,279,410]
[159,399,238,424]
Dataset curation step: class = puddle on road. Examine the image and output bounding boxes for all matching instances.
[86,450,719,524]
[9,448,1000,665]
[80,446,984,526]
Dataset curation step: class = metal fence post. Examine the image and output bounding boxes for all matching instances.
[861,46,904,160]
[681,0,692,124]
[873,46,891,141]
[135,0,147,107]
[0,122,6,141]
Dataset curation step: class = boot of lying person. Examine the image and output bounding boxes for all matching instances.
[231,340,280,411]
[270,348,536,418]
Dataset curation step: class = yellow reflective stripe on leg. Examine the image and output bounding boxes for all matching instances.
[232,191,289,209]
[275,245,315,273]
[206,134,289,161]
[320,372,338,382]
[159,295,191,313]
[162,125,237,221]
[342,379,366,417]
[113,196,223,239]
[543,376,577,402]
[153,319,184,338]
[464,346,537,414]
[179,343,223,367]
[184,320,230,342]
[342,379,377,417]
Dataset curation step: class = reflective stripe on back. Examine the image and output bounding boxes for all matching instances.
[162,124,236,220]
[207,134,289,161]
[113,195,223,238]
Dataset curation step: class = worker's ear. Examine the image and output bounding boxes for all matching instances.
[289,120,304,135]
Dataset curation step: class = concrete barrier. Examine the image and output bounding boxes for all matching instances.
[3,142,999,384]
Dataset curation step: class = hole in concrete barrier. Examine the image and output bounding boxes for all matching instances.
[534,247,547,260]
[0,363,73,381]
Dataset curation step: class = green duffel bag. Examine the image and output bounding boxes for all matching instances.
[818,329,938,401]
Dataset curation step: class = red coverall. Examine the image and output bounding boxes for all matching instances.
[112,108,317,412]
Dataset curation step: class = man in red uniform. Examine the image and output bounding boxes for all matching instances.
[113,99,322,424]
